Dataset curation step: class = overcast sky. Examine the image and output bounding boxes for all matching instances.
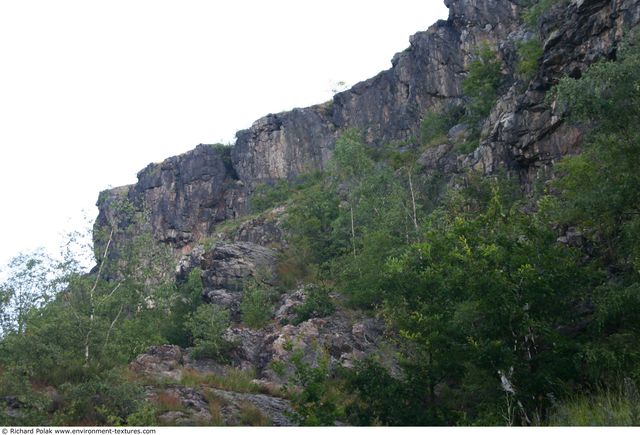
[0,0,449,268]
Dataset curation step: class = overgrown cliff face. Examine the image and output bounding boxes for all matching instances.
[95,144,244,255]
[470,0,640,186]
[94,0,640,257]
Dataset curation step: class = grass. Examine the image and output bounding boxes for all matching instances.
[522,0,565,28]
[152,391,185,413]
[203,391,229,426]
[239,402,271,426]
[179,368,266,394]
[549,381,640,426]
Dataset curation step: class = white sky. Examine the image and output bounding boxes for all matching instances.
[0,0,448,268]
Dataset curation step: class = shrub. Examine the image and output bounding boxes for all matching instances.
[239,402,271,426]
[549,380,640,425]
[516,38,543,82]
[292,285,335,325]
[161,267,204,347]
[462,44,503,136]
[251,180,293,213]
[185,304,231,360]
[52,371,147,425]
[522,0,565,28]
[420,104,464,146]
[269,360,287,378]
[126,403,158,426]
[240,279,274,329]
[288,350,345,426]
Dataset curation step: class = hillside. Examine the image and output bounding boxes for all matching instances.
[2,0,640,426]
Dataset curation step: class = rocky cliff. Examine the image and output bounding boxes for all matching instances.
[95,0,640,258]
[90,0,640,425]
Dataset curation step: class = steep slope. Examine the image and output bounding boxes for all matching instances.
[95,0,640,259]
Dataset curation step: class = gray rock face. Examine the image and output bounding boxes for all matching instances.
[200,242,277,291]
[465,0,640,185]
[95,0,640,260]
[94,0,528,257]
[132,346,295,426]
[94,144,245,257]
[217,288,393,383]
[130,344,184,381]
[148,385,294,426]
[208,388,294,426]
[232,105,336,189]
[175,241,278,318]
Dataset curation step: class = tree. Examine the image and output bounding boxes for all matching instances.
[462,44,503,137]
[0,249,58,335]
[240,278,274,329]
[185,304,231,360]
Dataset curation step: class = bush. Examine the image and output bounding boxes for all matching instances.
[522,0,565,28]
[239,402,271,426]
[52,371,147,425]
[161,268,204,347]
[420,105,463,146]
[516,38,543,82]
[126,403,158,426]
[251,180,293,213]
[185,304,231,360]
[240,279,274,329]
[462,44,503,135]
[293,285,335,325]
[549,380,640,425]
[289,351,344,426]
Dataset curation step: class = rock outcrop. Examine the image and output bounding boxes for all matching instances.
[467,0,640,186]
[96,0,640,261]
[130,345,295,426]
[97,1,640,422]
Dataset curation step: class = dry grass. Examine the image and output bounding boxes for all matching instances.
[153,391,184,412]
[180,368,267,394]
[203,390,232,426]
[238,402,271,426]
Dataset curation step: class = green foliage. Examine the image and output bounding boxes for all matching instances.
[251,172,324,214]
[285,129,426,306]
[548,33,640,386]
[292,285,335,325]
[549,379,640,425]
[51,371,147,425]
[185,304,232,360]
[251,180,294,213]
[285,176,345,268]
[289,351,344,426]
[240,278,274,329]
[516,38,543,82]
[552,33,640,269]
[0,249,59,335]
[420,105,464,147]
[522,0,565,28]
[269,360,287,378]
[126,403,159,426]
[0,367,50,425]
[345,359,418,425]
[462,44,503,135]
[179,367,266,394]
[329,128,374,181]
[160,268,204,347]
[238,402,271,426]
[378,181,591,424]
